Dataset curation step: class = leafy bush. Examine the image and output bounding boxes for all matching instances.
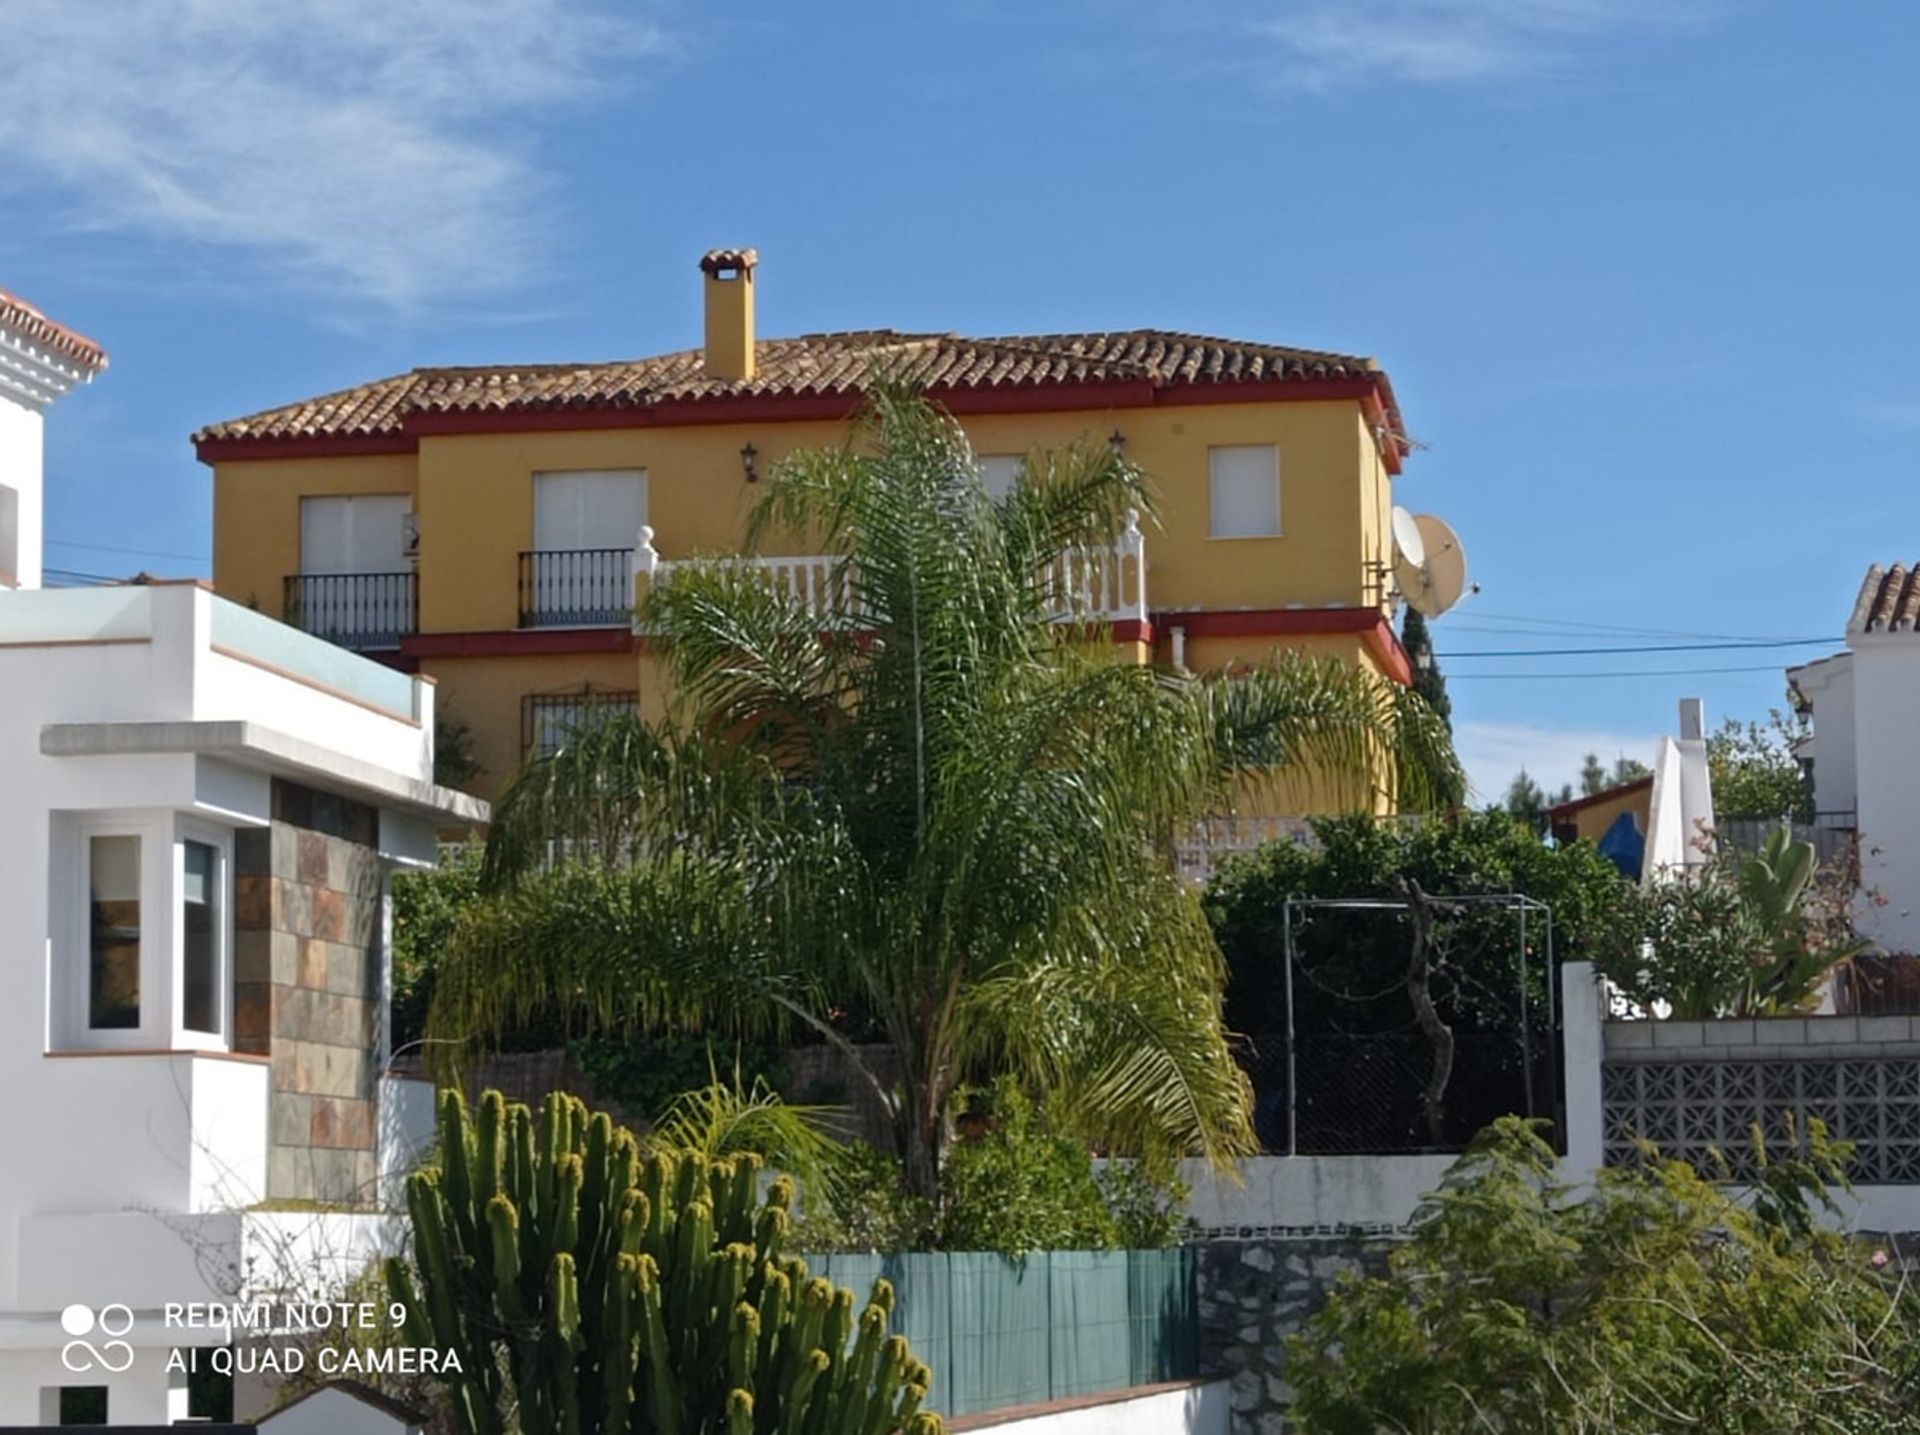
[570,1034,792,1124]
[1593,826,1867,1018]
[1288,1116,1920,1434]
[392,849,482,1053]
[795,1080,1187,1258]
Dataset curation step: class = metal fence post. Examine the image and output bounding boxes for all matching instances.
[1283,899,1298,1157]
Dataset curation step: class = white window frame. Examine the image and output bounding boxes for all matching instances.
[52,810,235,1054]
[299,493,413,575]
[1207,444,1283,539]
[531,470,651,552]
[58,812,167,1051]
[172,817,234,1052]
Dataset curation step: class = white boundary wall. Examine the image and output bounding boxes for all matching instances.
[950,1379,1228,1435]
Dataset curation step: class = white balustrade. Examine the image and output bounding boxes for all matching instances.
[632,512,1146,631]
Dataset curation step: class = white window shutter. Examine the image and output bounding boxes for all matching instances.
[1208,446,1281,538]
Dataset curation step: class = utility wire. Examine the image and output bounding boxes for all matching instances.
[1447,608,1805,643]
[46,538,210,562]
[1448,663,1790,680]
[1436,637,1839,658]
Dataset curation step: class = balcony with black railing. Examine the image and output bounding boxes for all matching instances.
[518,548,635,629]
[282,571,417,651]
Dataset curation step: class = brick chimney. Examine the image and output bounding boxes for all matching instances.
[699,248,758,383]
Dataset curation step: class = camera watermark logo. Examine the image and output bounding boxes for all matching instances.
[60,1303,135,1374]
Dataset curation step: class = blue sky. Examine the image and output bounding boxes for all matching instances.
[2,0,1910,801]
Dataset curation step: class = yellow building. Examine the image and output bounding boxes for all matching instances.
[198,249,1429,805]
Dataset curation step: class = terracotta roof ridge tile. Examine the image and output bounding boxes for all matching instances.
[1849,561,1920,635]
[0,284,109,373]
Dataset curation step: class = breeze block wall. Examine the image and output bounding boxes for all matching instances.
[234,779,385,1205]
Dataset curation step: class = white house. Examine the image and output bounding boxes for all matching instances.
[0,289,482,1426]
[0,285,106,590]
[256,1378,427,1434]
[1790,562,1919,953]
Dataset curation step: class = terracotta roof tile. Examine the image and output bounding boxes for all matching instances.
[0,285,108,373]
[194,329,1391,446]
[1851,563,1920,634]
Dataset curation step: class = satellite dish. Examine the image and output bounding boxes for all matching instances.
[1389,505,1426,602]
[1407,513,1467,617]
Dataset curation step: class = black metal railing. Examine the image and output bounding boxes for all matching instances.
[522,689,641,756]
[518,549,635,628]
[282,571,416,650]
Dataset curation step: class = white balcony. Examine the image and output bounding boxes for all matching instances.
[629,510,1148,629]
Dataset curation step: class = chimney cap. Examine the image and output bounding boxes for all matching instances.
[699,248,759,277]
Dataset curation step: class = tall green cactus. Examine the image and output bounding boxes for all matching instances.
[386,1088,943,1435]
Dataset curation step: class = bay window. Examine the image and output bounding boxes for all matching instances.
[56,812,235,1052]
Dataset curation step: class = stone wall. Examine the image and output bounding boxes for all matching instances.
[1195,1236,1389,1435]
[234,780,386,1206]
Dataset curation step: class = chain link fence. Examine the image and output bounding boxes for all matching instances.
[1232,895,1561,1156]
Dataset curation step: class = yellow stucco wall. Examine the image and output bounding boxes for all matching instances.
[209,395,1405,804]
[427,651,648,791]
[214,453,418,621]
[1552,783,1652,846]
[212,397,1388,633]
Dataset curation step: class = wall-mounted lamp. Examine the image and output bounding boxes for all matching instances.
[1108,429,1127,454]
[740,442,759,482]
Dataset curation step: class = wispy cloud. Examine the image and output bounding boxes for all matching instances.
[1257,0,1700,89]
[1455,719,1662,805]
[0,0,670,312]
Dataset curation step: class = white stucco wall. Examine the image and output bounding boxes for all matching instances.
[1792,653,1857,817]
[1851,636,1920,953]
[0,579,469,1421]
[0,394,42,589]
[257,1383,422,1433]
[952,1381,1228,1435]
[1178,1154,1456,1234]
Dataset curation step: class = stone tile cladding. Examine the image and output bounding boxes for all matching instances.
[233,781,384,1205]
[1197,1236,1390,1434]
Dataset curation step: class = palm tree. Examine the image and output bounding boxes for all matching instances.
[431,380,1462,1201]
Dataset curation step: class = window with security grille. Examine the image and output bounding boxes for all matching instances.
[522,689,640,756]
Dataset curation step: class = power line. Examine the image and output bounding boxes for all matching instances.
[1450,607,1803,643]
[1435,637,1838,658]
[46,538,210,562]
[1448,663,1789,680]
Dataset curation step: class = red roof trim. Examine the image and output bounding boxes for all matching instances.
[1546,775,1654,820]
[1156,606,1412,684]
[195,375,1399,463]
[402,628,642,659]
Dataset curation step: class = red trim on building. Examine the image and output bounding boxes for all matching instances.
[401,628,641,659]
[195,432,417,462]
[193,376,1401,463]
[1546,775,1654,821]
[1109,618,1154,644]
[1157,607,1412,685]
